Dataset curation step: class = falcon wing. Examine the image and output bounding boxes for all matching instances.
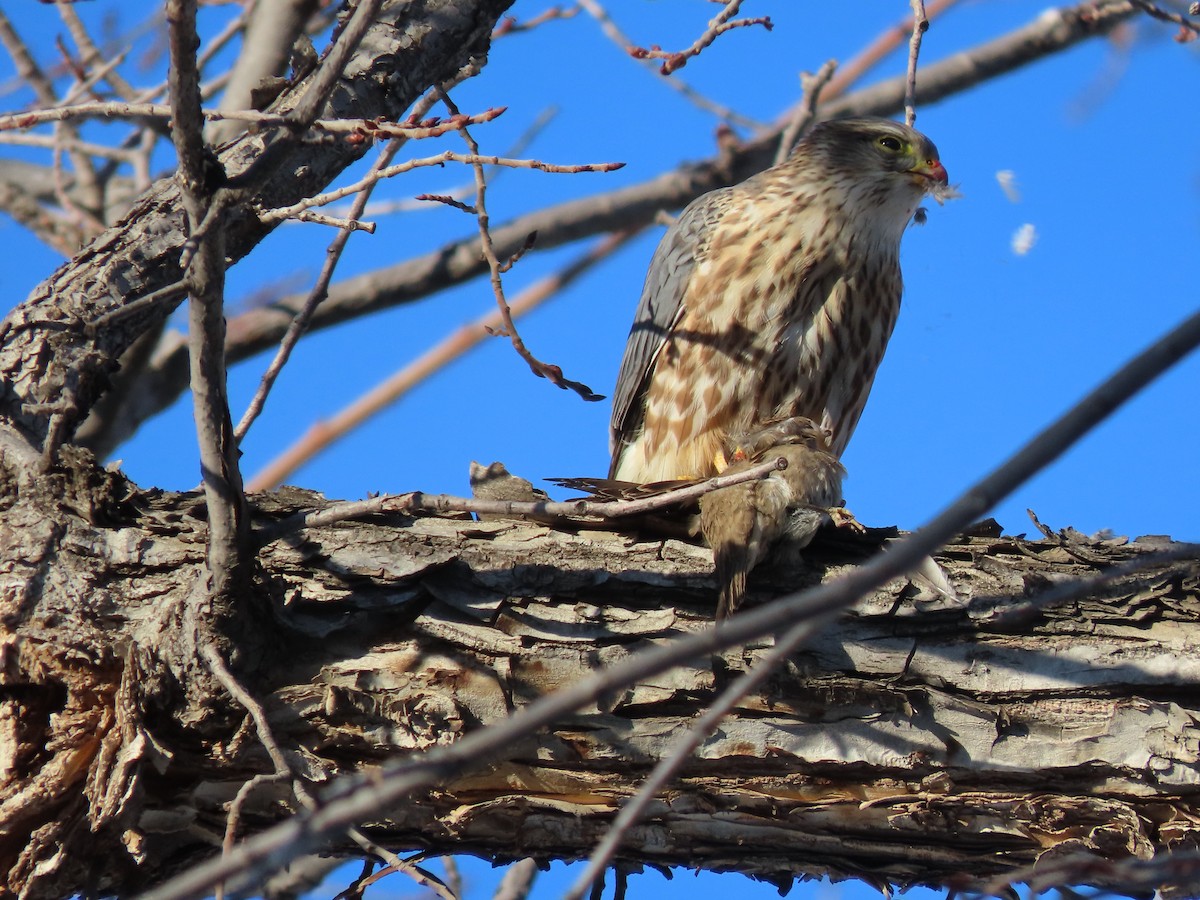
[608,186,738,473]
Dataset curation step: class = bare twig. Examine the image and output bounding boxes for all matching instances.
[1129,0,1200,37]
[415,193,476,213]
[774,59,837,165]
[339,856,457,900]
[258,147,621,224]
[905,0,929,126]
[0,8,102,215]
[493,5,582,38]
[819,0,961,104]
[139,300,1200,900]
[233,138,394,444]
[286,209,377,232]
[58,48,133,108]
[627,0,773,75]
[202,643,294,900]
[0,179,84,255]
[85,279,191,335]
[208,0,313,145]
[284,106,556,223]
[577,0,766,130]
[0,131,142,162]
[442,87,604,402]
[0,102,506,137]
[244,228,635,491]
[254,454,781,545]
[441,856,463,899]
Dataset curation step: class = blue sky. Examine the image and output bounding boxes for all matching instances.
[2,2,1198,898]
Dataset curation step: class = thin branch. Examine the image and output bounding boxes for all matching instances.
[0,102,507,138]
[0,130,145,161]
[245,228,634,490]
[443,86,604,402]
[577,0,766,130]
[0,10,57,108]
[492,5,582,37]
[258,147,622,224]
[285,106,559,221]
[207,0,312,145]
[905,0,929,126]
[0,179,84,255]
[627,0,773,75]
[1129,0,1200,37]
[58,48,132,108]
[253,454,781,545]
[140,302,1200,900]
[85,279,191,335]
[819,0,961,103]
[774,59,837,166]
[285,209,376,231]
[0,8,102,214]
[234,137,401,443]
[492,859,539,900]
[131,1,253,106]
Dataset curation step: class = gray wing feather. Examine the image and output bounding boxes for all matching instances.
[608,187,738,472]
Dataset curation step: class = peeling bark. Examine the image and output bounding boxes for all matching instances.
[1,450,1197,898]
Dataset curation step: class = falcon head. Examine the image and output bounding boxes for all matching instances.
[793,117,952,237]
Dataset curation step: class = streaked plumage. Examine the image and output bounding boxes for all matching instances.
[609,117,948,483]
[699,417,846,619]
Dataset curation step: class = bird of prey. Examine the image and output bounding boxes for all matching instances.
[699,416,847,619]
[609,117,949,484]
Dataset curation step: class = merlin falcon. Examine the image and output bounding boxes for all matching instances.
[609,117,949,485]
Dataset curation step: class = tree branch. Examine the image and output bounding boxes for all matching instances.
[167,0,247,599]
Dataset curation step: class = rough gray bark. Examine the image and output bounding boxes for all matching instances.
[1,448,1197,898]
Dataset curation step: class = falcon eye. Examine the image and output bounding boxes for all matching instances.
[877,135,904,152]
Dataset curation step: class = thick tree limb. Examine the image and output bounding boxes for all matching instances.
[1,455,1198,898]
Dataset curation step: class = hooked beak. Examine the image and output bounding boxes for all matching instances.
[911,157,948,185]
